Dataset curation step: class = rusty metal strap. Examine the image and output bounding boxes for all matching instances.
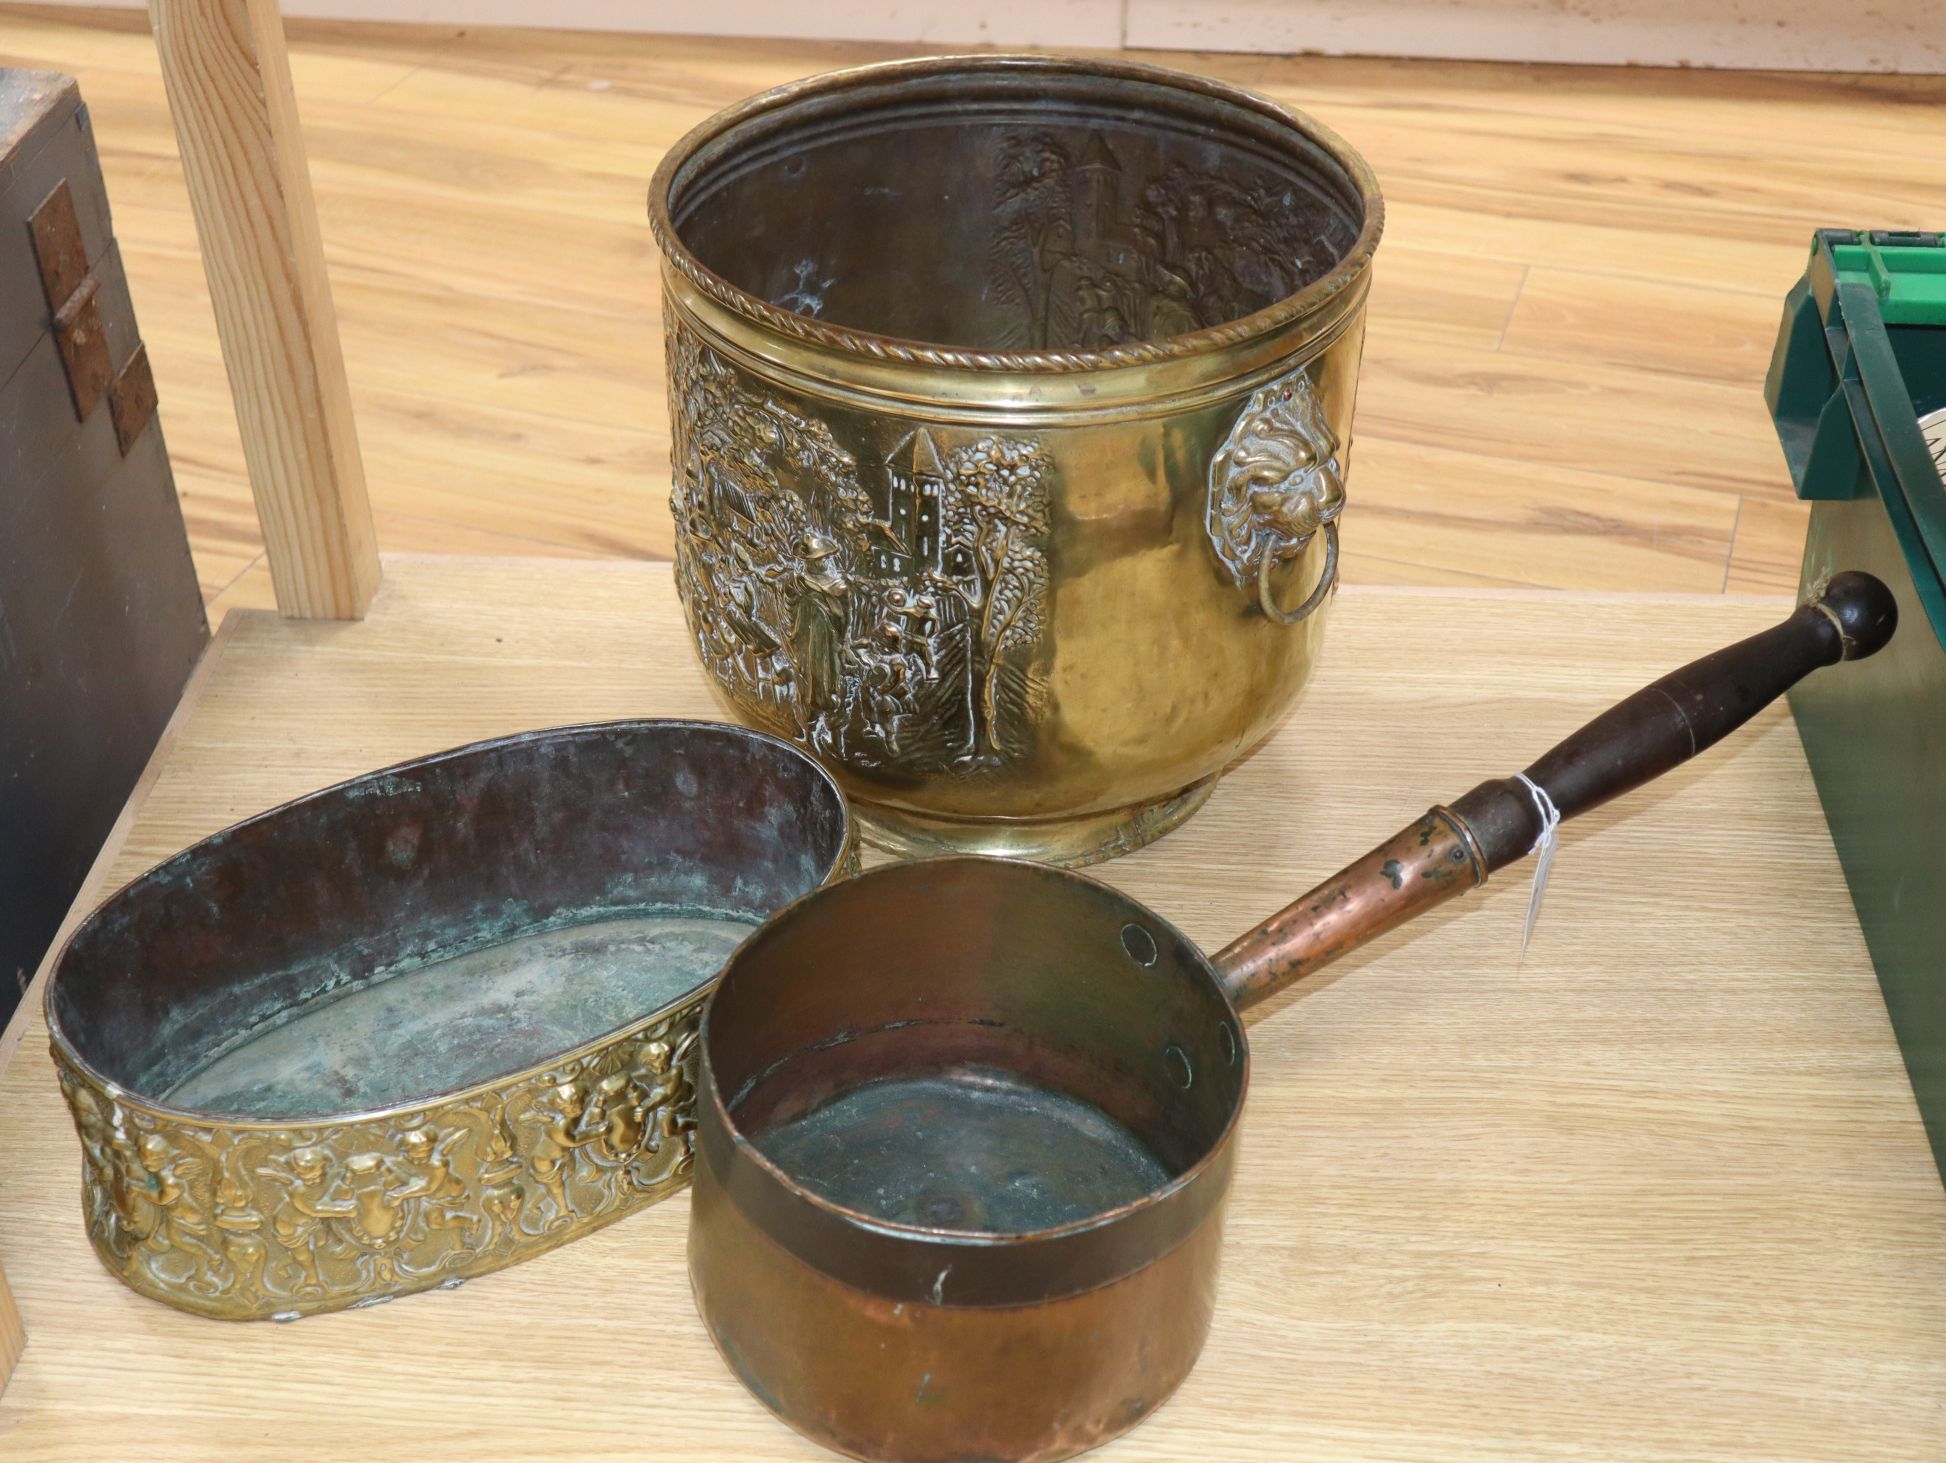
[28,179,157,450]
[28,178,89,309]
[50,272,111,419]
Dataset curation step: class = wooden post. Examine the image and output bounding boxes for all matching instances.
[149,0,379,619]
[0,1258,22,1397]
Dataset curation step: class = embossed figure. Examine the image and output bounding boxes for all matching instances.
[1149,263,1198,339]
[789,533,853,746]
[520,1080,597,1225]
[635,1038,691,1157]
[721,568,784,671]
[1206,368,1344,594]
[463,1115,521,1241]
[132,1132,228,1295]
[1074,275,1128,349]
[924,566,980,756]
[618,1037,695,1190]
[213,1163,273,1300]
[392,1126,473,1239]
[948,440,1052,754]
[857,618,925,758]
[106,1112,159,1243]
[1040,218,1087,347]
[593,1072,649,1160]
[66,1084,119,1196]
[258,1146,351,1294]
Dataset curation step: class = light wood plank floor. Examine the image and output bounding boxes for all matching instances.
[5,6,1943,618]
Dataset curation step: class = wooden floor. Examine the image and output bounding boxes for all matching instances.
[4,6,1944,618]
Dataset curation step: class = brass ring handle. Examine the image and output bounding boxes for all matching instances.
[1255,520,1340,625]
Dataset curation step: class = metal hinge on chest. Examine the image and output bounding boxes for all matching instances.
[29,178,156,453]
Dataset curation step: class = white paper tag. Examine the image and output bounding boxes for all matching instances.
[1514,772,1562,959]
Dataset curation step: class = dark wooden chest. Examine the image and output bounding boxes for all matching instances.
[1,69,208,1020]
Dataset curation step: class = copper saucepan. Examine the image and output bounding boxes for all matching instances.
[686,572,1897,1463]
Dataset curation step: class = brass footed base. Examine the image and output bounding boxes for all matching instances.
[856,777,1218,868]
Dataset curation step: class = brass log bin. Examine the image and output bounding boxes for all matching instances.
[651,56,1384,866]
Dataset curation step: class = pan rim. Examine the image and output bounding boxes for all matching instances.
[697,855,1251,1284]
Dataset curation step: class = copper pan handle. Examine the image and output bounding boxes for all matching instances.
[1214,571,1898,1012]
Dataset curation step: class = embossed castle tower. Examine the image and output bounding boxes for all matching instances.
[1074,131,1122,250]
[869,428,947,579]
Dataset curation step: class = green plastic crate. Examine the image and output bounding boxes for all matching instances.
[1769,228,1946,1183]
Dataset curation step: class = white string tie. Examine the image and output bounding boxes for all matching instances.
[1514,772,1562,959]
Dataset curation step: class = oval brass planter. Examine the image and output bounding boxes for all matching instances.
[650,55,1384,866]
[45,721,854,1321]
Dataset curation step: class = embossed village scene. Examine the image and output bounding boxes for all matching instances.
[669,327,1054,775]
[983,128,1355,352]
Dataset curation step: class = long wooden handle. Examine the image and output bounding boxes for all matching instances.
[150,0,380,619]
[1215,571,1898,1011]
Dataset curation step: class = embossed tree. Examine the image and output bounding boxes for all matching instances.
[985,132,1072,350]
[946,439,1052,756]
[980,539,1048,753]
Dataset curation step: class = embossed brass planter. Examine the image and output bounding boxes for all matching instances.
[45,720,853,1321]
[650,55,1384,865]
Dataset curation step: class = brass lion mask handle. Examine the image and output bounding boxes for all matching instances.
[1213,571,1899,1010]
[1206,367,1346,626]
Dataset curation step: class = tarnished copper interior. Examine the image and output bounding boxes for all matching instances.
[54,721,850,1116]
[702,857,1243,1303]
